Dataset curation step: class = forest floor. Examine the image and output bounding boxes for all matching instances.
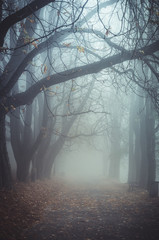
[0,178,159,240]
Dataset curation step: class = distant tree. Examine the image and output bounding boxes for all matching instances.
[128,90,156,194]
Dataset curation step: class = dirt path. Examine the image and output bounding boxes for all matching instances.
[24,179,159,240]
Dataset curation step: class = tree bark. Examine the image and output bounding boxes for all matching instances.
[0,115,12,189]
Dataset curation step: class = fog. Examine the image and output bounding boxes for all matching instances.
[52,86,130,184]
[54,144,103,179]
[54,148,128,184]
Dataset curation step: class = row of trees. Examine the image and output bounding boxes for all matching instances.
[0,0,159,194]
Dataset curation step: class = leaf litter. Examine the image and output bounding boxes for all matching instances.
[0,178,159,240]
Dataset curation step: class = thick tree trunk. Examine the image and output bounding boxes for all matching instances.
[35,100,52,180]
[16,130,45,182]
[35,132,53,179]
[10,107,32,182]
[128,94,144,186]
[16,156,30,182]
[0,115,12,189]
[37,137,65,179]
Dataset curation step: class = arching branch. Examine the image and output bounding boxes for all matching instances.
[1,39,159,116]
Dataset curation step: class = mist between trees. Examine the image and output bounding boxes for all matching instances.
[0,0,159,196]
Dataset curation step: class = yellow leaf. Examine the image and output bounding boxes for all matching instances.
[31,41,38,48]
[139,50,144,54]
[27,18,34,23]
[23,28,28,35]
[11,105,15,110]
[44,65,47,73]
[77,46,84,53]
[41,64,47,74]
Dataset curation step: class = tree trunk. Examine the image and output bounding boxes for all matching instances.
[128,94,143,185]
[128,101,135,183]
[16,155,30,182]
[10,106,32,182]
[109,143,120,180]
[146,99,156,195]
[0,115,12,189]
[38,137,65,179]
[139,114,148,188]
[109,107,121,181]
